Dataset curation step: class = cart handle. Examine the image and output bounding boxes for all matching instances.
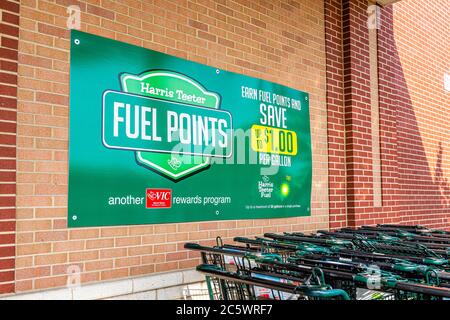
[312,267,326,286]
[294,284,350,300]
[425,269,440,286]
[184,242,247,256]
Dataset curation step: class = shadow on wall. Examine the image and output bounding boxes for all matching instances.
[380,4,450,229]
[433,143,450,207]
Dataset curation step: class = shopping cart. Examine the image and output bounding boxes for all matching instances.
[185,242,350,300]
[185,224,450,300]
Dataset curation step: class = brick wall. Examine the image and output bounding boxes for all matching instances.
[326,0,450,230]
[391,0,450,228]
[4,0,449,296]
[12,0,329,293]
[0,0,19,294]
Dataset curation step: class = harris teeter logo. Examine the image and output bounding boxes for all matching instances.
[102,70,233,180]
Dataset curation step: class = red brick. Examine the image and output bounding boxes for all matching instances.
[0,258,14,270]
[0,1,20,13]
[87,4,115,20]
[0,24,19,38]
[1,11,19,25]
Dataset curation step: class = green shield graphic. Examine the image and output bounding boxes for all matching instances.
[120,70,220,180]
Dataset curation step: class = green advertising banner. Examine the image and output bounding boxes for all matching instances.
[68,30,312,227]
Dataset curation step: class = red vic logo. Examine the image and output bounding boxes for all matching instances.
[146,189,172,208]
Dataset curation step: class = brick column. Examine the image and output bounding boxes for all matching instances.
[0,0,19,294]
[341,0,374,227]
[325,0,402,228]
[325,0,376,228]
[325,0,347,229]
